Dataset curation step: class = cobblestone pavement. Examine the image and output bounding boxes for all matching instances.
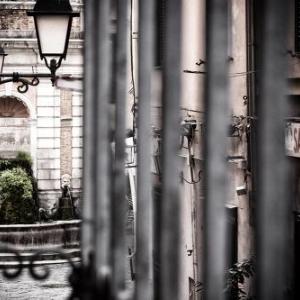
[0,210,135,299]
[0,236,134,298]
[0,260,134,300]
[0,264,72,300]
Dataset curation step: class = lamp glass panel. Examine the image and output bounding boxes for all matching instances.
[36,15,70,55]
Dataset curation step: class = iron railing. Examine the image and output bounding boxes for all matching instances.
[0,0,294,299]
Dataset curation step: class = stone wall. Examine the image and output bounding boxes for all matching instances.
[60,90,72,177]
[71,92,83,194]
[0,9,34,30]
[0,118,30,157]
[0,0,84,209]
[35,86,83,208]
[0,1,83,39]
[36,83,61,208]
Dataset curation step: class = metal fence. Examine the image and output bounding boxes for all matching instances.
[0,0,293,299]
[82,0,292,299]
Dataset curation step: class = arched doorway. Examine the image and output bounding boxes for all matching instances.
[0,96,31,158]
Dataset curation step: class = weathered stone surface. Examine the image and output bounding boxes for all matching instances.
[72,147,82,158]
[0,9,34,32]
[37,138,60,149]
[72,168,82,179]
[38,179,61,190]
[37,128,60,138]
[37,169,61,180]
[72,116,83,127]
[72,137,83,147]
[37,97,60,107]
[37,107,60,117]
[0,127,30,155]
[0,118,28,126]
[72,106,83,117]
[36,149,60,159]
[60,91,73,177]
[72,95,83,106]
[37,117,60,128]
[71,178,82,189]
[72,158,82,169]
[72,127,82,137]
[0,1,83,40]
[37,159,60,170]
[60,127,72,175]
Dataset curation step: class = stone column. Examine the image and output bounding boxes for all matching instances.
[60,90,73,178]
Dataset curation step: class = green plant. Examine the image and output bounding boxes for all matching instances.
[0,167,36,224]
[195,257,255,300]
[0,151,32,174]
[14,151,33,175]
[0,152,39,209]
[224,258,255,300]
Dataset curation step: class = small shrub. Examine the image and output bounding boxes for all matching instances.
[0,152,39,210]
[0,151,33,175]
[14,151,33,176]
[195,257,255,300]
[0,167,36,224]
[224,258,255,300]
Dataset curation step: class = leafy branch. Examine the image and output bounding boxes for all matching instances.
[195,257,255,300]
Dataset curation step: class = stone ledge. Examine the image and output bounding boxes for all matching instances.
[0,39,83,49]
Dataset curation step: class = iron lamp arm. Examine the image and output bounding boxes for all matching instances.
[0,71,55,93]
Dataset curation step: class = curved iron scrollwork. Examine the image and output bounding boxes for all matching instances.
[11,73,40,94]
[0,72,53,94]
[2,248,23,279]
[0,246,113,299]
[1,246,75,281]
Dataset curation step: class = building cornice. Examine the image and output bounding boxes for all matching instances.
[0,38,83,49]
[0,1,83,10]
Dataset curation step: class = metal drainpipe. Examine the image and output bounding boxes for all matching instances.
[246,0,257,215]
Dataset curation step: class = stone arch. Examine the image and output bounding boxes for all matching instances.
[0,91,36,120]
[0,96,30,118]
[0,94,34,160]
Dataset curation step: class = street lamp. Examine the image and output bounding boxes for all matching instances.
[27,0,79,84]
[0,0,79,93]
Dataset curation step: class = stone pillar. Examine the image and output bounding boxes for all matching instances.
[60,90,73,177]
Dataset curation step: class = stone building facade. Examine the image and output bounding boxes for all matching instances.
[0,0,274,298]
[0,0,83,209]
[179,1,251,297]
[130,0,252,298]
